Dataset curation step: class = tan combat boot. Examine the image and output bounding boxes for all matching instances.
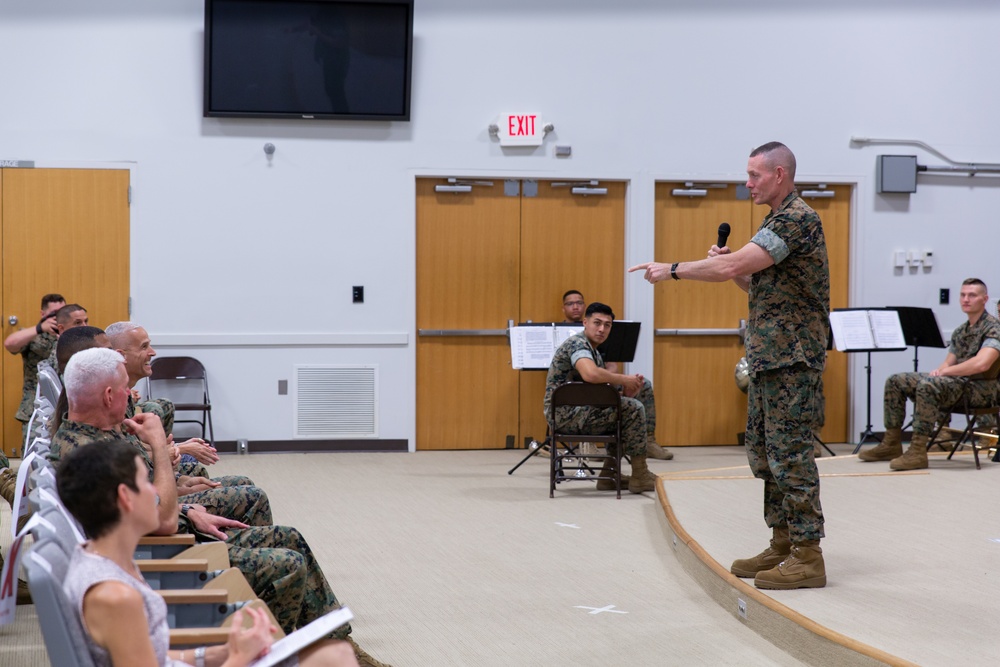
[890,434,929,470]
[595,459,630,491]
[0,468,17,509]
[754,540,826,590]
[628,455,657,494]
[858,427,903,462]
[646,435,674,460]
[730,526,791,578]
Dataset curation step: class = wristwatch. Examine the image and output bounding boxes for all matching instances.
[180,504,192,516]
[670,262,680,280]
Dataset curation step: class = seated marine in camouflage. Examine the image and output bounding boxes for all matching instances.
[48,348,351,637]
[106,321,219,478]
[561,289,672,461]
[543,301,658,494]
[860,278,1000,470]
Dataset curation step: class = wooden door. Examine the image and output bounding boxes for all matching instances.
[518,181,625,446]
[416,179,521,450]
[805,185,850,444]
[653,184,752,446]
[653,183,851,446]
[1,168,131,457]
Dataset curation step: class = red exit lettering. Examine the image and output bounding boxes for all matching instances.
[507,115,537,136]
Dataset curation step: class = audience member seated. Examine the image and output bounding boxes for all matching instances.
[48,348,380,663]
[859,278,1000,470]
[43,302,90,370]
[545,302,658,494]
[57,438,359,667]
[560,289,673,460]
[106,321,218,477]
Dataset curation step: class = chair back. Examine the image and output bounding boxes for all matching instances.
[24,538,96,667]
[551,382,621,411]
[150,356,208,382]
[37,363,62,407]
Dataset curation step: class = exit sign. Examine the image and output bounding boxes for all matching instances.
[497,113,543,146]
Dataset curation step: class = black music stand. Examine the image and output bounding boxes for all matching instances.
[889,307,946,372]
[597,321,641,363]
[888,306,947,438]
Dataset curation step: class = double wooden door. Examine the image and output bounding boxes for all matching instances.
[653,183,851,446]
[415,178,625,450]
[1,168,130,457]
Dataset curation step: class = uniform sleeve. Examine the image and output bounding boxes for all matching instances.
[751,204,816,265]
[570,348,595,367]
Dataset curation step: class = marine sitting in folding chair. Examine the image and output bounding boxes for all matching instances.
[543,302,658,494]
[859,278,1000,470]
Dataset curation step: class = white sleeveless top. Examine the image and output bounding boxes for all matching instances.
[64,545,189,667]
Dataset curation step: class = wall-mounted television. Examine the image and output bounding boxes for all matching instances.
[204,0,414,121]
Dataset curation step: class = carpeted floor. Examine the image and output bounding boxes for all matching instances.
[17,442,992,666]
[2,448,804,667]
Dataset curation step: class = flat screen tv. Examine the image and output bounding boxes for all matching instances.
[204,0,414,121]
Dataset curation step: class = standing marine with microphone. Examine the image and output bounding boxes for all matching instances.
[629,141,830,590]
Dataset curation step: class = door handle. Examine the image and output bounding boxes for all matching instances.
[655,320,747,343]
[7,316,17,326]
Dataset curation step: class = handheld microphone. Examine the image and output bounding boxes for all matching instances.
[716,222,731,249]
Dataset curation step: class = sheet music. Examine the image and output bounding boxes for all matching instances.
[554,325,583,347]
[869,310,906,348]
[510,327,554,369]
[509,325,583,369]
[829,310,875,351]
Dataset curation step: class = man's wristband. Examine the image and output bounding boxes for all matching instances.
[670,262,680,280]
[194,646,206,667]
[35,323,42,335]
[180,504,192,517]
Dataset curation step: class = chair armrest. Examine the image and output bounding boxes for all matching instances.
[137,558,210,573]
[139,534,196,546]
[159,589,229,605]
[169,627,230,648]
[176,542,230,570]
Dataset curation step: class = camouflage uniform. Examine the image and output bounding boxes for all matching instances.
[15,332,57,441]
[544,331,646,457]
[744,191,829,544]
[884,312,1000,436]
[48,419,348,636]
[127,396,208,478]
[635,378,656,436]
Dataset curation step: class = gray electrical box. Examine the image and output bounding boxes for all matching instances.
[877,155,918,194]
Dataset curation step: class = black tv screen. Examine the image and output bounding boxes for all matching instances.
[204,0,414,121]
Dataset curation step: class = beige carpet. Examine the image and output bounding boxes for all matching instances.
[2,448,804,667]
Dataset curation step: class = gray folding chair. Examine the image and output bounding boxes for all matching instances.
[24,537,96,667]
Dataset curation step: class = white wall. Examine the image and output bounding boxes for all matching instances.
[3,0,1000,445]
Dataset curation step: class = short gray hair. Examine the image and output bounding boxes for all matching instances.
[64,348,126,406]
[105,321,142,349]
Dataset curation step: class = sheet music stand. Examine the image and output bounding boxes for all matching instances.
[829,308,908,453]
[597,321,641,363]
[889,307,946,372]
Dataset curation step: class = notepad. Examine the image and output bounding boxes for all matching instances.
[250,607,354,666]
